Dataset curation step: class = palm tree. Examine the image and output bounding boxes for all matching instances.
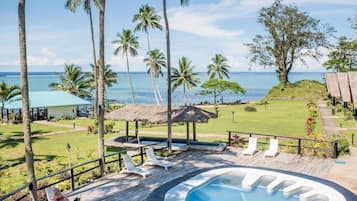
[133,4,163,104]
[18,0,38,200]
[0,82,21,120]
[88,63,118,90]
[97,0,105,177]
[162,0,189,153]
[171,57,199,106]
[208,53,231,79]
[144,49,166,105]
[112,29,139,104]
[65,0,100,117]
[49,64,91,98]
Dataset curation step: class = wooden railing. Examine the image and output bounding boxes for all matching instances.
[1,143,167,201]
[227,130,339,158]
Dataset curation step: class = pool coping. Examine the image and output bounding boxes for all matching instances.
[145,165,357,201]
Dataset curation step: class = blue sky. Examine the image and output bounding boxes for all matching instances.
[0,0,356,72]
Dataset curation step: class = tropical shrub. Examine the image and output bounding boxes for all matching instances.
[244,106,257,112]
[328,134,350,156]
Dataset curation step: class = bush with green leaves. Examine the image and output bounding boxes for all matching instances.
[244,106,257,112]
[328,134,350,156]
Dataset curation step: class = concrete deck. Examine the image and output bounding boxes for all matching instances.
[66,148,345,201]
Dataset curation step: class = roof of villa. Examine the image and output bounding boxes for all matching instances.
[3,91,90,109]
[348,72,357,108]
[325,73,341,98]
[337,72,352,102]
[105,105,217,123]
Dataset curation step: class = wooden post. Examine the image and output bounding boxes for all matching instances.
[6,109,9,121]
[193,121,197,141]
[140,147,144,164]
[70,168,75,191]
[118,153,122,170]
[135,121,138,138]
[228,131,232,146]
[334,140,339,158]
[126,121,129,141]
[99,158,104,178]
[31,108,34,120]
[186,122,190,145]
[298,138,302,155]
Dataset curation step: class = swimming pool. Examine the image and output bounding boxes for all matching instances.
[163,167,352,201]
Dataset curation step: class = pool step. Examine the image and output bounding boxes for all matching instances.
[299,190,321,201]
[266,178,285,193]
[241,174,263,190]
[283,183,302,196]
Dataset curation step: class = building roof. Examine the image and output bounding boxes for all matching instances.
[105,105,217,123]
[348,72,357,109]
[337,73,352,102]
[3,91,90,109]
[325,73,341,98]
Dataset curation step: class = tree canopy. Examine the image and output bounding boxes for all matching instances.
[246,0,333,86]
[323,36,357,72]
[200,79,245,104]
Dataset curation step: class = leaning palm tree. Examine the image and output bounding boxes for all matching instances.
[171,57,199,106]
[162,0,189,153]
[18,0,38,200]
[133,4,162,104]
[112,29,139,104]
[88,63,118,90]
[144,49,166,104]
[49,64,91,98]
[0,82,21,120]
[208,53,231,80]
[97,0,105,177]
[65,0,100,117]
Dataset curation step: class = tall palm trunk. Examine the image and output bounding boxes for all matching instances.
[97,0,105,177]
[183,84,186,106]
[146,30,159,105]
[1,103,4,120]
[125,51,136,104]
[18,0,38,200]
[154,77,163,104]
[88,0,98,118]
[163,0,172,153]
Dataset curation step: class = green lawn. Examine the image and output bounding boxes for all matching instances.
[0,100,323,195]
[0,123,70,138]
[334,111,357,147]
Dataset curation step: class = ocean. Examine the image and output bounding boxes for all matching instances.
[0,72,325,104]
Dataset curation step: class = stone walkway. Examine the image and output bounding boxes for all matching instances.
[317,99,342,135]
[67,148,337,201]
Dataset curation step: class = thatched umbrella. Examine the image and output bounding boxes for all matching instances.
[105,105,217,144]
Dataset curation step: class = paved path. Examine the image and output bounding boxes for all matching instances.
[67,148,337,201]
[317,99,342,136]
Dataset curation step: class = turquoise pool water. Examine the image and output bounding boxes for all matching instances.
[186,172,301,201]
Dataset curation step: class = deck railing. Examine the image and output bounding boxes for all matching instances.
[1,143,167,201]
[227,130,339,158]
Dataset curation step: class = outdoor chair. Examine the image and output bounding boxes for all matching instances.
[45,186,69,201]
[264,138,279,158]
[120,155,151,178]
[143,147,175,170]
[242,137,258,156]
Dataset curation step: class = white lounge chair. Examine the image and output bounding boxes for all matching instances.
[143,147,175,170]
[264,139,279,158]
[45,186,57,201]
[120,155,151,178]
[242,137,258,156]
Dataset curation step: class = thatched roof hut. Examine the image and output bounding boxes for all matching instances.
[337,72,352,102]
[325,73,341,98]
[105,105,217,123]
[348,72,357,109]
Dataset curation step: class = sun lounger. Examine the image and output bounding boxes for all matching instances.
[143,147,175,170]
[242,137,258,156]
[120,155,151,178]
[45,186,69,201]
[264,139,279,158]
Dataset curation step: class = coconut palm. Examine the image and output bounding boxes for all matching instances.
[97,0,105,177]
[162,0,189,152]
[133,4,162,51]
[18,0,38,200]
[208,53,231,79]
[144,49,166,104]
[49,64,91,98]
[0,82,21,120]
[65,0,100,117]
[112,29,139,104]
[133,4,163,104]
[88,63,118,90]
[171,57,199,106]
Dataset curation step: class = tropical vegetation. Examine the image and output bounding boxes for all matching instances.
[87,63,118,90]
[208,54,231,80]
[49,64,91,98]
[200,79,246,104]
[0,82,21,120]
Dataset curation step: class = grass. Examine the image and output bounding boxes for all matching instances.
[0,123,70,138]
[333,110,357,147]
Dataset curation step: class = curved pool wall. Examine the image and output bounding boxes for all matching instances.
[146,166,356,201]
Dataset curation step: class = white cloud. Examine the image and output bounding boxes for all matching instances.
[27,48,65,65]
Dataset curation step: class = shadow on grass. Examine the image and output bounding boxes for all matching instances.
[0,137,47,149]
[11,130,50,137]
[0,154,57,170]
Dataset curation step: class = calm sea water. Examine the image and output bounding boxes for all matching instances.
[0,72,324,104]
